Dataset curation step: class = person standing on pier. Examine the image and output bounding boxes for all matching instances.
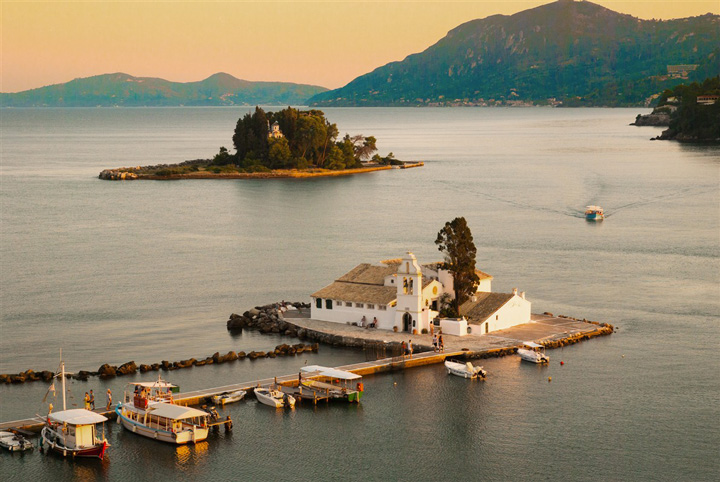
[84,392,90,410]
[89,390,95,410]
[432,334,438,352]
[439,335,444,352]
[401,341,407,358]
[106,389,112,410]
[408,340,413,358]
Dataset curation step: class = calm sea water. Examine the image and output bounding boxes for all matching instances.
[1,107,718,481]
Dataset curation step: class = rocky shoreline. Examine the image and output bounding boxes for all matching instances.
[99,160,423,181]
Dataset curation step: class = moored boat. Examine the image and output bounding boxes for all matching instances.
[255,387,295,408]
[517,341,550,364]
[0,431,34,452]
[585,205,604,221]
[444,360,487,379]
[116,376,210,444]
[299,365,364,403]
[39,353,110,459]
[211,389,247,406]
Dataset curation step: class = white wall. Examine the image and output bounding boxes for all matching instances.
[311,298,396,329]
[470,294,531,334]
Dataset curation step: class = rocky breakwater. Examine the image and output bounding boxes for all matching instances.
[227,302,310,337]
[1,343,318,384]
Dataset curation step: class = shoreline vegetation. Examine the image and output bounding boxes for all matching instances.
[632,76,720,142]
[100,106,421,180]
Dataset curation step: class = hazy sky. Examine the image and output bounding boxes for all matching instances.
[2,1,718,93]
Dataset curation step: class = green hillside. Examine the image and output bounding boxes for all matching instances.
[0,72,328,107]
[310,0,720,107]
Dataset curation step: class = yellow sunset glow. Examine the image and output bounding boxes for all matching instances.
[2,1,718,93]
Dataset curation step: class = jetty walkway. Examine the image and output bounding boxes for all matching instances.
[0,313,611,433]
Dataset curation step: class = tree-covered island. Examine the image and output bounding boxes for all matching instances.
[99,107,420,180]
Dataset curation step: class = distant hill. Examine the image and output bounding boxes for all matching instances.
[310,0,720,107]
[0,73,328,107]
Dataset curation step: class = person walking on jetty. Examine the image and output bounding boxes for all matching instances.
[84,392,90,410]
[106,389,112,410]
[408,340,413,358]
[89,390,95,410]
[439,335,444,352]
[401,341,407,359]
[432,334,438,352]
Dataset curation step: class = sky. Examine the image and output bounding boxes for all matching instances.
[2,1,719,93]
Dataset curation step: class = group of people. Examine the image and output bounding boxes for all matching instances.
[83,389,113,411]
[432,333,444,352]
[401,340,413,358]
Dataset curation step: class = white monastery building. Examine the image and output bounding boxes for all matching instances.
[310,252,531,335]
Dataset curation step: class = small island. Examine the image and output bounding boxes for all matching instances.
[99,107,421,180]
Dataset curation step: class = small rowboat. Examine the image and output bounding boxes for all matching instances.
[211,390,247,406]
[444,360,487,379]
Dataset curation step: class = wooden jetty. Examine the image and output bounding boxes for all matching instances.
[0,350,462,433]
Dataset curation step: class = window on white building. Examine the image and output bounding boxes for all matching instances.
[316,298,322,309]
[326,299,333,309]
[355,303,363,308]
[379,305,387,311]
[367,304,375,310]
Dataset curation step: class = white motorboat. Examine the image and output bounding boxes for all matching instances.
[517,342,550,364]
[211,389,247,406]
[0,431,34,452]
[39,353,110,459]
[255,387,295,408]
[444,360,487,379]
[116,376,210,444]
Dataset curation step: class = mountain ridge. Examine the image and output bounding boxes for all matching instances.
[1,72,328,107]
[309,1,720,107]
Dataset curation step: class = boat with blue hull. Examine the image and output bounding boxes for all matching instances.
[585,205,604,221]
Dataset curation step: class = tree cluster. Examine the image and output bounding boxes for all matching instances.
[213,107,379,171]
[657,76,720,141]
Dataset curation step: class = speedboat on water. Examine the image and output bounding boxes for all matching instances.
[116,376,210,444]
[517,342,550,364]
[255,387,295,408]
[585,205,604,221]
[0,431,34,452]
[444,360,487,379]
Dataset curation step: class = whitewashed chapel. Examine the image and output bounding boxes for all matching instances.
[310,251,531,335]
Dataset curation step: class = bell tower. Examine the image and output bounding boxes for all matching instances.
[395,252,423,332]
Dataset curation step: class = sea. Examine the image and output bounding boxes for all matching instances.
[1,107,718,481]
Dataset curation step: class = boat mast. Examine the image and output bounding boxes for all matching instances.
[60,348,67,411]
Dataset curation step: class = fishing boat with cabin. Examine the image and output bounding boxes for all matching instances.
[298,365,364,403]
[517,341,550,364]
[116,376,210,444]
[39,354,110,459]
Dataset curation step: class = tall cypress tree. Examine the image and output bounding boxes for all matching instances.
[435,217,480,316]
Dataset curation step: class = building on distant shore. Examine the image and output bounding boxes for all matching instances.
[310,251,531,334]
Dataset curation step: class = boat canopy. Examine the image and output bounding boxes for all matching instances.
[146,403,208,420]
[301,365,362,381]
[127,381,176,389]
[48,409,108,425]
[585,205,603,212]
[522,341,544,348]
